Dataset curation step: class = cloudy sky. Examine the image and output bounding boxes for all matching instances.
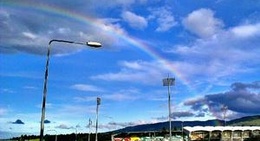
[1,0,260,138]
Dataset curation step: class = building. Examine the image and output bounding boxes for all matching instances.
[111,131,183,141]
[111,126,260,141]
[183,126,260,141]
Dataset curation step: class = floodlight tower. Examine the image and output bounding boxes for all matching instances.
[163,75,175,141]
[221,105,228,126]
[95,97,101,141]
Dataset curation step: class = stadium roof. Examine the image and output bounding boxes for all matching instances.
[183,126,260,132]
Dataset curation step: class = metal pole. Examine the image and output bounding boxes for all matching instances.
[182,121,184,141]
[168,81,172,141]
[39,39,101,141]
[163,76,175,141]
[75,127,77,141]
[88,118,92,141]
[40,42,51,141]
[95,97,101,141]
[55,134,57,141]
[222,105,228,126]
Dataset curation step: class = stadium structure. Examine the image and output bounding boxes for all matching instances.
[111,126,260,141]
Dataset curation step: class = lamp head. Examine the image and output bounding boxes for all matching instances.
[86,42,102,48]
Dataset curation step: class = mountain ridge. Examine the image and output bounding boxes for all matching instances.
[113,115,260,133]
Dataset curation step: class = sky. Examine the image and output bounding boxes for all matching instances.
[1,0,260,138]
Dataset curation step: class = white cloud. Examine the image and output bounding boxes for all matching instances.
[57,28,71,34]
[0,108,7,116]
[55,124,73,129]
[104,93,137,101]
[149,7,177,32]
[120,60,143,70]
[0,7,129,55]
[0,88,15,94]
[73,96,97,103]
[22,32,37,39]
[58,104,95,115]
[121,11,148,29]
[100,119,159,130]
[91,60,168,85]
[231,23,260,38]
[70,84,104,92]
[182,8,223,38]
[87,0,148,9]
[168,22,260,86]
[103,89,140,101]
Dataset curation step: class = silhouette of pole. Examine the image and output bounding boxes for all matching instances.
[88,118,92,141]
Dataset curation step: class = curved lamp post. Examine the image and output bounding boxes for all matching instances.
[40,39,102,141]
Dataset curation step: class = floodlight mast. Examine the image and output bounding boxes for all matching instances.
[95,97,101,141]
[222,105,228,126]
[163,75,175,141]
[39,39,102,141]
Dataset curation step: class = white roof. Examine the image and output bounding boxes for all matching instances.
[183,126,260,132]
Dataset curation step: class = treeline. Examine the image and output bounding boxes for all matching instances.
[11,132,113,141]
[8,132,260,141]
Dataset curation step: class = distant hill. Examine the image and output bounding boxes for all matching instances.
[227,115,260,126]
[114,120,225,133]
[8,115,260,141]
[113,115,260,133]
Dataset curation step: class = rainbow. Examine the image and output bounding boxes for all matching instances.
[1,1,191,87]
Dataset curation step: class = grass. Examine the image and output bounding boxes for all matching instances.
[230,119,260,126]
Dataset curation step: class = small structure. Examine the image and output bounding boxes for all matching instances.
[183,126,260,141]
[111,131,183,141]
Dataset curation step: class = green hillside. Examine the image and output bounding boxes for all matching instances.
[229,119,260,126]
[228,115,260,126]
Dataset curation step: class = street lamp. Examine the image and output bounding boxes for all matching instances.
[162,75,175,141]
[40,39,102,141]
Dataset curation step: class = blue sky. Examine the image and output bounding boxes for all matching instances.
[1,0,260,138]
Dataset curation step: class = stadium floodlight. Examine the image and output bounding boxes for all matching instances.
[95,97,101,141]
[162,76,175,141]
